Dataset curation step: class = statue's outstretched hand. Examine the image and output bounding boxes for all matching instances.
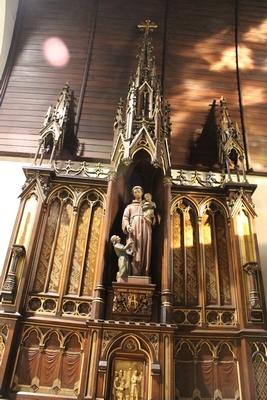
[127,225,133,233]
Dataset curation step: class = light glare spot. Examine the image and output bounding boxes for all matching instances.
[43,37,70,67]
[243,86,266,106]
[244,19,267,43]
[210,46,254,71]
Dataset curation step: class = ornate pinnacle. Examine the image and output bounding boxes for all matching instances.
[111,20,171,175]
[137,19,158,35]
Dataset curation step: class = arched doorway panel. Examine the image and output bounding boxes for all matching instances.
[96,333,160,400]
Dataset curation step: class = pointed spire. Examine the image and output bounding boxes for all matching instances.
[34,83,71,166]
[218,97,246,182]
[111,20,171,175]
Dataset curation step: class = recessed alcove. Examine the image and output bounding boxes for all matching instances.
[104,150,164,321]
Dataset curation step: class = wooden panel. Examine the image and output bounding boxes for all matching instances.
[77,0,166,161]
[0,0,267,170]
[165,0,240,168]
[0,0,96,155]
[239,0,267,172]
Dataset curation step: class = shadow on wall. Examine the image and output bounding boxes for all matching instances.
[165,0,267,169]
[188,100,219,169]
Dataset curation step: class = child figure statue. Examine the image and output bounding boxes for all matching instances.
[110,235,132,281]
[142,193,156,225]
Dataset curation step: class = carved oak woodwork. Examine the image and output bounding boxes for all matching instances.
[110,281,156,322]
[0,19,266,400]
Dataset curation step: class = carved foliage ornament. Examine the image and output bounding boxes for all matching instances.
[143,333,159,358]
[53,160,110,180]
[112,290,153,315]
[21,171,52,200]
[101,330,121,356]
[227,188,256,217]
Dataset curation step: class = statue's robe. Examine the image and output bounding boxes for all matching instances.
[122,199,152,276]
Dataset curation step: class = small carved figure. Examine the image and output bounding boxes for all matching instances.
[111,235,132,280]
[142,193,156,225]
[113,371,120,399]
[130,370,142,400]
[113,369,127,400]
[113,367,143,400]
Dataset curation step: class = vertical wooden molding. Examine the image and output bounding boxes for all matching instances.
[234,0,250,170]
[74,0,99,136]
[161,177,172,323]
[198,214,207,326]
[86,330,98,398]
[91,174,116,319]
[164,335,171,400]
[161,0,169,96]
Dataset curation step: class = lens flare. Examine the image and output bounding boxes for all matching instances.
[43,37,70,67]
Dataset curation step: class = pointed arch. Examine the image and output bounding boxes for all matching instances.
[33,187,74,294]
[236,207,256,265]
[104,333,152,362]
[217,341,235,360]
[171,197,199,306]
[76,188,106,210]
[61,332,83,391]
[46,185,75,204]
[216,341,239,399]
[21,326,42,347]
[64,332,83,351]
[66,189,105,297]
[196,340,215,359]
[43,329,63,348]
[175,340,195,359]
[201,199,232,306]
[199,197,230,219]
[104,333,153,400]
[15,193,38,250]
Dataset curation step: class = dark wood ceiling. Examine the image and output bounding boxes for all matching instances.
[0,0,266,172]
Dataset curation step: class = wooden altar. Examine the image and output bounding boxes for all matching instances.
[0,19,266,400]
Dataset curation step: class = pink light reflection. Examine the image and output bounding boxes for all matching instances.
[43,37,70,67]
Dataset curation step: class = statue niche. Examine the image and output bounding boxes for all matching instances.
[109,181,158,322]
[111,185,157,280]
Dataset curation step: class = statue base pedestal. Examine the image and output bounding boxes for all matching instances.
[108,279,156,322]
[117,275,151,285]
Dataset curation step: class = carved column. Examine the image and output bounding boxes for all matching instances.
[91,171,117,319]
[161,176,173,323]
[244,262,263,322]
[1,245,25,304]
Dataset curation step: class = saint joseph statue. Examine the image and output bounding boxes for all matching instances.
[122,186,154,276]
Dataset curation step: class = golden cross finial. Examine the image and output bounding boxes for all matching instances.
[137,19,158,35]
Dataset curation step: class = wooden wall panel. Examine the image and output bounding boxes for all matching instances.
[239,0,267,171]
[0,0,96,156]
[165,0,240,168]
[0,0,266,171]
[77,0,166,160]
